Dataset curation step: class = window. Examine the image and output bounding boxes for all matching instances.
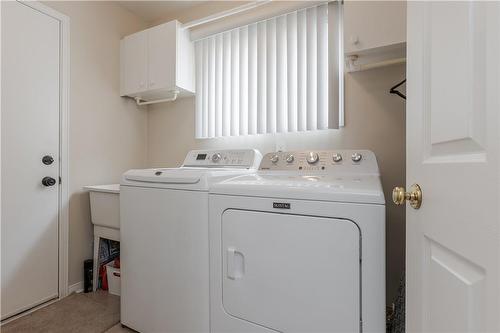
[194,3,342,138]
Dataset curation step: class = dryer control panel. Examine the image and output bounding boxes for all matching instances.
[259,150,380,175]
[182,149,262,169]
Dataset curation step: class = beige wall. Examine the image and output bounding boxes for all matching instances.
[43,1,406,304]
[44,1,148,287]
[148,64,406,303]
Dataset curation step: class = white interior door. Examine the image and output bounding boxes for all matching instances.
[406,2,500,331]
[1,1,61,320]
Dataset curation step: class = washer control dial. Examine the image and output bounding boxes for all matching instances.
[332,153,343,163]
[270,154,280,163]
[285,154,295,163]
[351,153,362,163]
[306,152,319,164]
[212,153,222,162]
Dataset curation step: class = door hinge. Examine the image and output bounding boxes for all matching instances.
[59,176,62,184]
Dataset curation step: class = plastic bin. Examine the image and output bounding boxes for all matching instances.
[106,262,121,296]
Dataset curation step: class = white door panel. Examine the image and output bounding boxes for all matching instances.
[424,2,488,160]
[222,210,360,333]
[1,1,61,320]
[406,2,499,331]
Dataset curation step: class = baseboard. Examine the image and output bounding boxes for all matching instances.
[68,281,84,294]
[1,297,58,325]
[3,282,84,324]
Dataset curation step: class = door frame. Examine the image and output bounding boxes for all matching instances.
[1,0,71,301]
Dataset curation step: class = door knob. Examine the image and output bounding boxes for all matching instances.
[42,177,56,187]
[392,183,422,209]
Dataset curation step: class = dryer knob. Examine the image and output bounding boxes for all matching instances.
[285,154,295,163]
[270,154,279,163]
[306,152,319,164]
[333,153,343,163]
[351,153,363,163]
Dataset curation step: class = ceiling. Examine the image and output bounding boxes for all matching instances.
[117,1,205,23]
[116,1,247,25]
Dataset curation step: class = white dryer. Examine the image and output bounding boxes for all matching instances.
[120,149,262,333]
[209,150,385,333]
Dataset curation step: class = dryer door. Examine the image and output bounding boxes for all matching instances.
[221,209,360,333]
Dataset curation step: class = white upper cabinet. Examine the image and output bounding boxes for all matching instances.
[120,20,195,103]
[343,1,406,71]
[120,30,148,95]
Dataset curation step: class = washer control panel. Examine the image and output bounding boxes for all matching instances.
[183,149,262,168]
[259,150,378,174]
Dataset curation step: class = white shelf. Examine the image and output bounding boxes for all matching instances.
[345,42,406,73]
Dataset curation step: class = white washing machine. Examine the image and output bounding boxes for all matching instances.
[209,150,385,333]
[120,149,262,333]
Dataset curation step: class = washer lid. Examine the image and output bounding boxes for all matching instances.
[210,173,385,204]
[121,167,261,190]
[121,149,263,190]
[123,168,202,184]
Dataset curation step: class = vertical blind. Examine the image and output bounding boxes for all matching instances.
[195,4,329,138]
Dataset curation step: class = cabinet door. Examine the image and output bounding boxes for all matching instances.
[148,21,176,91]
[343,1,406,54]
[120,30,148,96]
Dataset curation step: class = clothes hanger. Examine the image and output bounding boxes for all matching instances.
[390,79,406,100]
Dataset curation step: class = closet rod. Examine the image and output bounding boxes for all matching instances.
[181,0,271,30]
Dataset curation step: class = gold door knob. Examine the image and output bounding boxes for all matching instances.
[392,184,422,209]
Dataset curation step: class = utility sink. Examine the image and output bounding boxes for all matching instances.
[84,184,120,292]
[83,184,120,229]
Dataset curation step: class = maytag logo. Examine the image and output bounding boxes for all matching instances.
[273,202,291,209]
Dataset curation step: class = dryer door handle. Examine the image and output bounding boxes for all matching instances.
[227,247,245,280]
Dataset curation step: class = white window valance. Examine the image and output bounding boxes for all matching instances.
[194,3,342,138]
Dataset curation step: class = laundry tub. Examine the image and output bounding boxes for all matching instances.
[83,184,120,292]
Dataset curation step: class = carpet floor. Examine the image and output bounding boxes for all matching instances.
[2,291,120,333]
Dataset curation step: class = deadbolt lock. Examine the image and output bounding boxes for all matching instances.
[42,155,54,165]
[392,183,422,209]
